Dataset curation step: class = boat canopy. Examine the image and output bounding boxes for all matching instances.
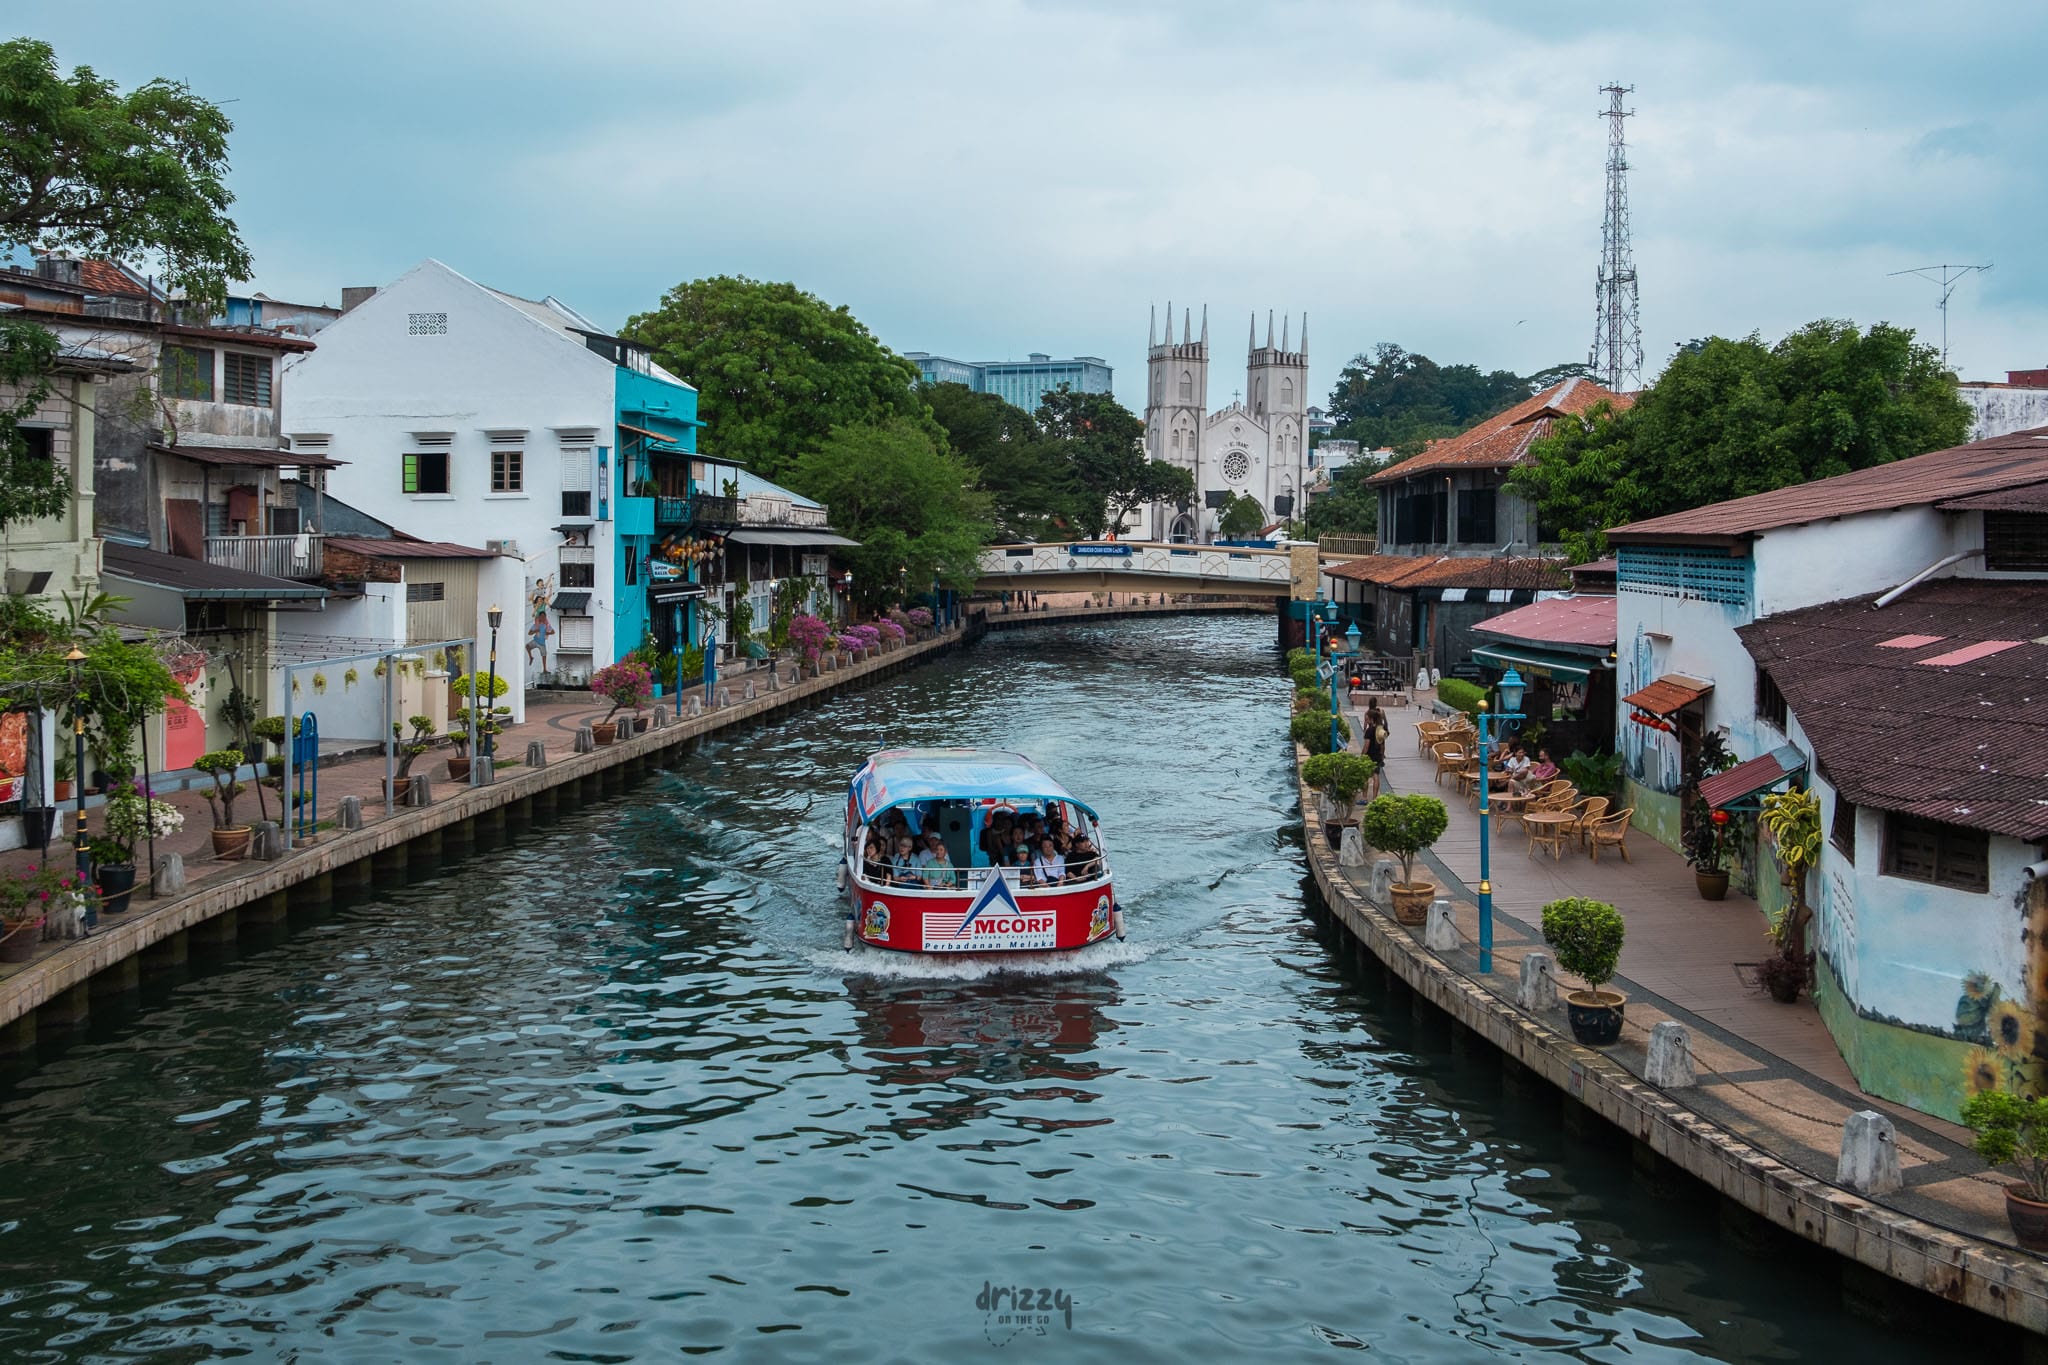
[852,748,1098,823]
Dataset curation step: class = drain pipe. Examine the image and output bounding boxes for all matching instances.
[1872,548,1983,608]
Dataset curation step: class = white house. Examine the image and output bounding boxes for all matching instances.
[282,259,709,690]
[1607,425,2048,1119]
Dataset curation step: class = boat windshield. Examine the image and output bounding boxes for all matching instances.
[852,799,1108,892]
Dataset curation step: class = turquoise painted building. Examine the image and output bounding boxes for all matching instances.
[610,354,713,667]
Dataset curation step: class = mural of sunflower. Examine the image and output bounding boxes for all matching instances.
[1965,1046,2003,1095]
[1991,999,2037,1060]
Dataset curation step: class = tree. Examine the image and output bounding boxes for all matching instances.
[1326,344,1582,456]
[785,419,992,610]
[624,277,935,482]
[923,381,1073,541]
[0,38,253,532]
[1511,320,1971,559]
[1301,456,1386,540]
[1034,385,1190,537]
[1216,492,1267,539]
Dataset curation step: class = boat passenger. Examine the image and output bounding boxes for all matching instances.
[1067,834,1101,881]
[980,811,1013,863]
[921,834,957,888]
[863,836,888,885]
[1033,837,1067,886]
[1010,841,1037,885]
[890,836,920,886]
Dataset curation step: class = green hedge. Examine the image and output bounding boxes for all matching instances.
[1289,709,1351,756]
[1436,677,1486,715]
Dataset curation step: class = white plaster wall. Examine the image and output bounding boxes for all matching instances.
[1960,386,2048,441]
[1751,507,1965,616]
[281,260,621,666]
[1615,589,1761,793]
[272,586,405,743]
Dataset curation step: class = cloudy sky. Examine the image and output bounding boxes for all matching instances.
[19,2,2045,413]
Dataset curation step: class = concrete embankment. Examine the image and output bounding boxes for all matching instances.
[1295,748,2048,1338]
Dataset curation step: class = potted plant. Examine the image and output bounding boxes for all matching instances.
[93,784,184,913]
[1960,1089,2048,1251]
[1289,709,1348,757]
[389,715,437,801]
[1683,803,1731,900]
[1760,788,1822,954]
[1754,944,1814,1004]
[1360,793,1449,926]
[52,749,73,803]
[589,660,652,744]
[194,750,252,859]
[446,708,502,779]
[1542,896,1627,1044]
[1303,751,1376,845]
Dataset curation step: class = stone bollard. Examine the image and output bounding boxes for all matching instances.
[153,852,186,896]
[1369,857,1399,907]
[1517,952,1559,1010]
[573,726,596,754]
[474,755,495,786]
[525,741,548,770]
[1837,1110,1902,1196]
[336,795,363,831]
[716,687,731,708]
[686,695,703,717]
[1645,1021,1697,1088]
[408,776,434,807]
[768,668,780,692]
[1338,825,1367,868]
[251,821,283,860]
[1425,900,1459,952]
[653,706,669,729]
[744,679,757,701]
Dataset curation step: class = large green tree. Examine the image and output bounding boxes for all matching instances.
[784,419,992,609]
[1034,385,1192,538]
[1511,320,1971,560]
[1301,455,1386,539]
[1216,492,1268,540]
[624,277,935,482]
[923,381,1072,541]
[0,38,252,531]
[1327,343,1589,456]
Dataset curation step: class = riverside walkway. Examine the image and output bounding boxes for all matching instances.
[1306,686,2048,1332]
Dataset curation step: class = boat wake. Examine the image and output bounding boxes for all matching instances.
[812,934,1156,982]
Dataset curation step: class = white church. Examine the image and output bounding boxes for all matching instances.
[1141,304,1311,542]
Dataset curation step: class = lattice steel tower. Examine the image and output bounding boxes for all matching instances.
[1590,83,1642,392]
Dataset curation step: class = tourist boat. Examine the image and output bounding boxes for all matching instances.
[840,748,1121,953]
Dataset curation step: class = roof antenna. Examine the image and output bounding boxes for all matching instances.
[1888,263,1992,370]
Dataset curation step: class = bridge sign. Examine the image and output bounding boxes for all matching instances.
[1068,543,1133,557]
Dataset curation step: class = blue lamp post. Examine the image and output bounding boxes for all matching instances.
[1474,667,1527,974]
[1322,602,1343,753]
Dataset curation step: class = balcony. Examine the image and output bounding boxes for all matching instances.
[688,494,741,528]
[205,533,323,580]
[737,496,828,529]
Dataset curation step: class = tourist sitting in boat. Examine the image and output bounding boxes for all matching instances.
[1067,833,1102,881]
[1033,837,1067,886]
[920,834,957,888]
[890,835,922,886]
[1010,840,1037,885]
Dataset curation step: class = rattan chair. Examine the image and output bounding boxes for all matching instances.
[1587,808,1635,863]
[1567,796,1610,849]
[1431,741,1469,786]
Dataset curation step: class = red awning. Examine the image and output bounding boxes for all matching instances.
[1699,745,1806,810]
[1621,674,1713,717]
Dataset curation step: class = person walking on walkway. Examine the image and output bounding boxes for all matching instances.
[1363,702,1388,800]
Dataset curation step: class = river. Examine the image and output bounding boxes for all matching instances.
[0,616,1959,1360]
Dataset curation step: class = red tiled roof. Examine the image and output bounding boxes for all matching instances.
[1471,595,1616,649]
[1623,675,1713,716]
[1737,579,2048,840]
[78,260,151,297]
[1366,378,1632,485]
[1324,553,1568,591]
[1609,428,2048,542]
[325,536,497,559]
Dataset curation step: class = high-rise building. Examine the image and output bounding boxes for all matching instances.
[905,351,1113,411]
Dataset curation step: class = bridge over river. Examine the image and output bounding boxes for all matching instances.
[976,539,1320,598]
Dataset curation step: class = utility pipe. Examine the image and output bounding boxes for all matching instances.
[1872,548,1983,608]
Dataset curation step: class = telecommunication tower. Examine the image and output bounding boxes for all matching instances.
[1590,83,1643,393]
[1887,263,1992,369]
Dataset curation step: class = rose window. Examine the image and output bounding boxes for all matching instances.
[1222,451,1250,484]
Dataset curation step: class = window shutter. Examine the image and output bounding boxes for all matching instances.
[561,450,592,491]
[402,454,420,493]
[558,615,594,652]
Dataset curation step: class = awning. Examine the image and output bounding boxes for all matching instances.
[147,442,345,470]
[853,748,1099,823]
[102,543,329,603]
[1699,745,1807,810]
[552,592,591,612]
[1622,674,1713,717]
[649,583,706,605]
[617,421,686,451]
[1472,644,1595,682]
[723,529,861,548]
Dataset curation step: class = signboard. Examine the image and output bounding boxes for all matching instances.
[649,560,682,582]
[801,554,829,577]
[1068,543,1132,558]
[920,876,1058,952]
[0,711,24,804]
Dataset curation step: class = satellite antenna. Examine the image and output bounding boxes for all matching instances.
[1888,263,1992,368]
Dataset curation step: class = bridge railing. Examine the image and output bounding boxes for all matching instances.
[978,541,1295,588]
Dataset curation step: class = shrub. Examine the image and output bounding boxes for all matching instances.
[1302,751,1376,806]
[1559,749,1621,798]
[0,864,91,927]
[193,749,248,829]
[1961,1089,2048,1204]
[1289,709,1350,756]
[906,606,933,628]
[1360,793,1448,886]
[450,671,512,701]
[1295,685,1330,712]
[1436,677,1486,715]
[590,661,654,721]
[1285,647,1311,672]
[252,715,301,745]
[789,612,831,662]
[100,786,184,863]
[1541,896,1625,993]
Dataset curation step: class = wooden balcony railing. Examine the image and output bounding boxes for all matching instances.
[205,533,323,580]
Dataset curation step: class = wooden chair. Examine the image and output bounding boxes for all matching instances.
[1416,720,1450,756]
[1567,796,1610,849]
[1526,813,1573,860]
[1587,808,1635,863]
[1431,742,1468,786]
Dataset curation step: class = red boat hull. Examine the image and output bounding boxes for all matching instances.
[849,879,1116,953]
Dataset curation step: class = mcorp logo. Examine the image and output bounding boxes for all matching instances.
[922,876,1058,951]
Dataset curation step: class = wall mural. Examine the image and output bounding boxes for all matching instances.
[525,573,555,669]
[1958,883,2047,1101]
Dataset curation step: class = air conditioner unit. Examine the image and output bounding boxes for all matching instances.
[486,538,519,556]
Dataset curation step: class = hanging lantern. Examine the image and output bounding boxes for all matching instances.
[1711,809,1730,826]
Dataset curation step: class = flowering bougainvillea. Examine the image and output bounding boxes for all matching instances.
[590,660,654,721]
[842,624,881,653]
[876,619,906,643]
[789,613,831,664]
[906,607,933,628]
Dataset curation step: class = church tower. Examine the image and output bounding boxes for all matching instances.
[1246,311,1310,518]
[1144,303,1208,531]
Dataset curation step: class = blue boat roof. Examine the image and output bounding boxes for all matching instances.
[853,748,1095,821]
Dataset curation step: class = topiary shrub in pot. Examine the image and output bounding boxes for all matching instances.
[1541,895,1626,1044]
[1289,709,1349,757]
[1360,793,1448,926]
[1960,1089,2048,1252]
[1302,751,1377,841]
[193,749,252,860]
[589,660,653,744]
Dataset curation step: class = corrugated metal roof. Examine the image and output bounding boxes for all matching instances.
[1622,674,1713,716]
[1609,428,2048,542]
[1738,579,2048,839]
[102,543,329,600]
[148,442,345,470]
[1935,478,2048,512]
[1325,553,1567,592]
[325,536,495,560]
[1470,594,1617,650]
[1366,378,1632,485]
[1699,746,1805,810]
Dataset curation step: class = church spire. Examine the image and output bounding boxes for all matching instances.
[1200,304,1208,347]
[1248,312,1256,355]
[1266,310,1274,350]
[1149,304,1157,349]
[1301,312,1308,357]
[1183,308,1191,345]
[1281,314,1290,352]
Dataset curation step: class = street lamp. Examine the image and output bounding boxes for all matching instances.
[1319,601,1344,754]
[64,645,91,925]
[484,605,503,759]
[1474,666,1528,975]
